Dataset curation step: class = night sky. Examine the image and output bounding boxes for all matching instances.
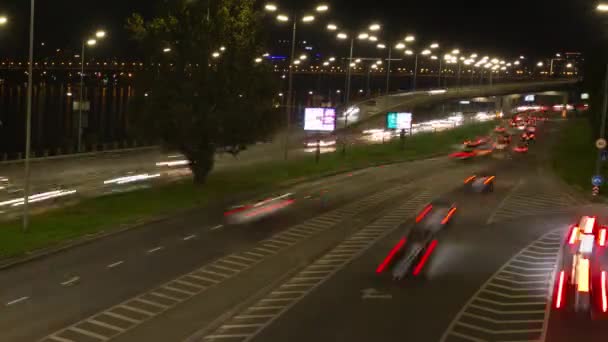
[0,0,600,59]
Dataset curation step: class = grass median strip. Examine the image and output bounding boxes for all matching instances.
[551,118,596,193]
[0,120,496,260]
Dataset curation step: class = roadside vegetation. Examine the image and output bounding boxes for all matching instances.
[552,118,596,193]
[0,121,496,260]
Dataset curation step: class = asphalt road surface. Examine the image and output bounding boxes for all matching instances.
[0,118,603,342]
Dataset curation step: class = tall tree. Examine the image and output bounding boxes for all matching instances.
[127,0,280,183]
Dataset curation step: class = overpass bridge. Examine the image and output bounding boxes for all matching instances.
[338,78,580,128]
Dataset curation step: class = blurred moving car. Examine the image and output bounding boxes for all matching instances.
[449,142,494,160]
[513,143,529,153]
[495,134,511,150]
[494,126,506,134]
[553,216,608,319]
[464,175,495,193]
[376,200,457,280]
[464,137,490,148]
[224,193,295,224]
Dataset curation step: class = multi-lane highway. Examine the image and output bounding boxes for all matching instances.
[0,115,605,342]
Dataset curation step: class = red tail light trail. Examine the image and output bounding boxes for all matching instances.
[556,270,565,309]
[416,205,433,223]
[568,226,579,245]
[441,208,457,225]
[602,271,607,312]
[464,176,476,184]
[376,238,406,274]
[600,228,607,247]
[413,240,438,276]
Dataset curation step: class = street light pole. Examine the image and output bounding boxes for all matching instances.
[595,63,608,176]
[438,58,442,87]
[284,15,297,161]
[23,0,35,232]
[412,53,418,91]
[385,46,392,94]
[457,61,462,87]
[78,40,85,153]
[345,37,354,105]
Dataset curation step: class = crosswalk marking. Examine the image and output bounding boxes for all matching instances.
[441,230,564,342]
[487,180,582,224]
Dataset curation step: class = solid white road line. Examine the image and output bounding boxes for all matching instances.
[107,261,124,268]
[6,296,28,306]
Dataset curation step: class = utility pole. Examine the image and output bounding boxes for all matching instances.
[23,0,35,232]
[284,15,297,160]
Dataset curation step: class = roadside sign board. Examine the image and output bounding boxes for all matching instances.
[602,150,608,162]
[386,112,413,130]
[592,175,604,187]
[304,107,336,132]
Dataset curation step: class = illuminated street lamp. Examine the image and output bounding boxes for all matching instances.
[266,2,329,160]
[163,47,171,53]
[599,3,608,11]
[369,23,381,31]
[78,29,107,153]
[0,16,7,25]
[405,35,415,42]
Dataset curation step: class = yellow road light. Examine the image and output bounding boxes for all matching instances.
[327,23,338,31]
[277,14,289,22]
[316,4,329,12]
[302,15,315,22]
[337,32,348,39]
[395,42,406,49]
[369,23,381,31]
[430,43,439,49]
[95,30,106,38]
[87,39,97,46]
[0,16,7,25]
[358,32,369,40]
[265,4,278,12]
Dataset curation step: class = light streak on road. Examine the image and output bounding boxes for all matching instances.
[104,173,161,185]
[0,189,78,207]
[156,160,190,167]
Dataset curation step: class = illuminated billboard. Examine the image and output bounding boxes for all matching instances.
[386,112,413,130]
[304,107,336,131]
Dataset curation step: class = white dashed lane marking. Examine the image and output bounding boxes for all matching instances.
[40,183,417,342]
[183,234,197,241]
[147,246,164,254]
[60,277,80,287]
[6,296,29,306]
[440,230,564,342]
[107,261,124,269]
[210,225,224,231]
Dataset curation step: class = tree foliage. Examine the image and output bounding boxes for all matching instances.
[126,0,281,183]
